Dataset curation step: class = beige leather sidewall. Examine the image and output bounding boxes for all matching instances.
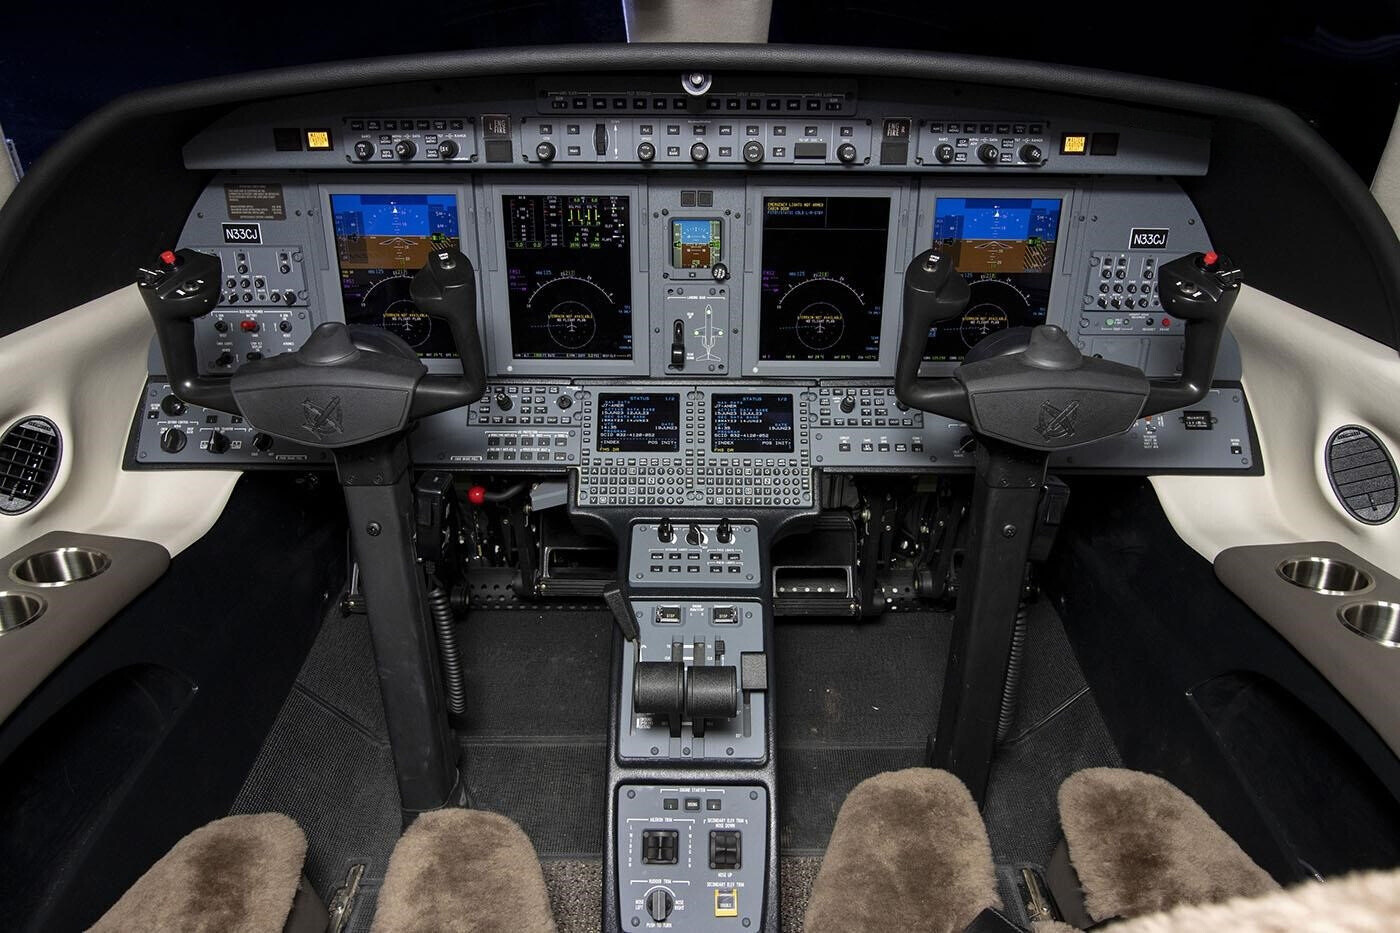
[1152,285,1400,578]
[0,285,239,558]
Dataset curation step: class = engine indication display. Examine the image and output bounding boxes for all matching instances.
[926,197,1062,361]
[597,393,681,452]
[671,218,722,269]
[758,196,891,362]
[330,193,461,358]
[711,394,795,453]
[503,194,633,360]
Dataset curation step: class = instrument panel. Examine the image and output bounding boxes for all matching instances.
[131,75,1257,483]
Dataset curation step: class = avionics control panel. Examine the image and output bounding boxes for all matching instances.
[616,783,768,932]
[131,72,1259,481]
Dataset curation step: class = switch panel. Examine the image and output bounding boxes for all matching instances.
[617,783,767,931]
[664,293,731,374]
[628,521,760,588]
[128,378,331,468]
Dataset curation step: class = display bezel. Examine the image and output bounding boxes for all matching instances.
[709,393,796,454]
[596,392,682,453]
[914,184,1079,374]
[741,180,911,377]
[480,179,650,377]
[317,181,481,375]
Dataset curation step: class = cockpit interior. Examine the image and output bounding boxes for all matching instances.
[1,10,1399,932]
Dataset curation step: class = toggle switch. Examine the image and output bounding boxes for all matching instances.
[671,319,686,368]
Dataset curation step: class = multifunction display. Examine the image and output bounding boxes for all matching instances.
[597,393,680,452]
[926,197,1062,361]
[711,394,796,453]
[502,194,634,360]
[330,192,461,359]
[671,218,722,269]
[758,196,891,362]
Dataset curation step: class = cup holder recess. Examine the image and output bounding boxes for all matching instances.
[10,547,111,587]
[1339,601,1400,648]
[0,591,45,635]
[1276,557,1373,596]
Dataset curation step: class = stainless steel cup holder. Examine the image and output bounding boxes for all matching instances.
[10,547,111,587]
[0,592,45,635]
[1276,557,1373,596]
[1339,601,1400,648]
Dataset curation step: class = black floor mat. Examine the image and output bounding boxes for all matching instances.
[233,600,1117,929]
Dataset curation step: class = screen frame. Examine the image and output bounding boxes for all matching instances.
[709,392,796,454]
[913,183,1081,374]
[478,178,650,377]
[317,181,481,375]
[741,179,912,377]
[595,392,683,453]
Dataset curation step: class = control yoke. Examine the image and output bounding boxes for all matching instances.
[139,244,490,824]
[894,248,1242,447]
[139,245,487,444]
[892,247,1240,806]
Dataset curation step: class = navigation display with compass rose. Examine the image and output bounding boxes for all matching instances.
[925,196,1062,361]
[330,192,461,358]
[503,193,633,360]
[758,196,891,362]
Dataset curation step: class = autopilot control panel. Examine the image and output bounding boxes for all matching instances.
[128,72,1257,481]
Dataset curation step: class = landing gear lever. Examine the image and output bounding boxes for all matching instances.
[140,245,489,825]
[894,248,1240,805]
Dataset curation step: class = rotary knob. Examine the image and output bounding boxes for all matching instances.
[690,141,709,163]
[353,140,374,161]
[646,889,675,923]
[557,394,573,410]
[836,142,858,164]
[393,139,417,161]
[1019,143,1044,164]
[252,433,274,453]
[742,140,764,164]
[977,143,1000,164]
[934,143,955,164]
[839,395,856,414]
[159,427,187,454]
[637,141,656,162]
[160,394,186,417]
[535,141,556,162]
[206,430,230,455]
[495,393,513,411]
[437,139,459,160]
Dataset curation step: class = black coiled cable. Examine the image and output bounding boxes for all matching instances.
[427,581,467,716]
[996,599,1029,744]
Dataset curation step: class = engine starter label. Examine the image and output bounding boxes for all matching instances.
[224,183,286,221]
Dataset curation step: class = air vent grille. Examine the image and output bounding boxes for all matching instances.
[0,417,61,515]
[1326,426,1397,525]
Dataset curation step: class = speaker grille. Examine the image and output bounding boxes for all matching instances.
[0,417,61,515]
[1326,425,1396,524]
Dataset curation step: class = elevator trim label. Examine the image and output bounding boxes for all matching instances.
[224,183,286,221]
[1128,227,1170,249]
[221,223,262,244]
